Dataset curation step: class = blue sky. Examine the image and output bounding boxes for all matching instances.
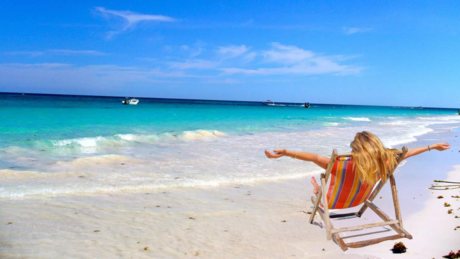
[1,1,459,107]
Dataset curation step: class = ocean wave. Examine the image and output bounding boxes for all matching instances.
[379,121,409,125]
[344,117,371,122]
[416,116,460,122]
[32,130,227,150]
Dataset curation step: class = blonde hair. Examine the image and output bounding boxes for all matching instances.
[350,131,398,185]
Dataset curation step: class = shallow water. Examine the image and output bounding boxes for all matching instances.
[1,93,459,198]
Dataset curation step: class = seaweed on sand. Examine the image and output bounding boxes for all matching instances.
[443,250,460,258]
[391,242,407,254]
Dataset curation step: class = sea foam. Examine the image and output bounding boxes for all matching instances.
[344,117,371,122]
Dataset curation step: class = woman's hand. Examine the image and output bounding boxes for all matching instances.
[432,143,451,151]
[265,149,287,159]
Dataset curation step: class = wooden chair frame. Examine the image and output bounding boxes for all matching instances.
[309,147,412,251]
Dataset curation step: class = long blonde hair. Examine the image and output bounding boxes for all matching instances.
[350,131,398,185]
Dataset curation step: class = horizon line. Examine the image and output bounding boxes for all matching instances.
[0,91,459,110]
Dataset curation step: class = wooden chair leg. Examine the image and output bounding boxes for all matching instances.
[357,181,384,217]
[312,196,326,223]
[332,233,348,251]
[310,150,336,223]
[365,201,412,239]
[347,234,406,248]
[309,189,322,224]
[389,174,403,228]
[321,174,332,240]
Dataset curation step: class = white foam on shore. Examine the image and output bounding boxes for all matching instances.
[344,117,371,122]
[0,165,322,198]
[1,114,460,199]
[31,130,228,151]
[379,121,409,125]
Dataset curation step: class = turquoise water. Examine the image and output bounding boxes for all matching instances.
[1,93,459,198]
[1,93,457,148]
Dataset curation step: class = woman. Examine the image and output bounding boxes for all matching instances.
[265,131,451,195]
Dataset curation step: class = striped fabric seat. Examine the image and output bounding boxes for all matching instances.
[325,157,377,209]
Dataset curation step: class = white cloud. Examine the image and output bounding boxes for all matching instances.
[342,27,372,35]
[4,51,44,57]
[5,50,108,57]
[49,49,108,56]
[221,43,363,76]
[95,7,177,37]
[262,43,315,64]
[165,43,362,76]
[0,63,199,94]
[169,60,219,69]
[4,63,70,68]
[190,47,202,57]
[243,52,257,62]
[179,41,207,57]
[218,45,248,58]
[1,43,362,91]
[206,78,241,84]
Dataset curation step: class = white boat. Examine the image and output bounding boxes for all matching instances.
[122,98,139,105]
[263,100,286,107]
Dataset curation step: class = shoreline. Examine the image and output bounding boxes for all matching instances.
[1,125,459,258]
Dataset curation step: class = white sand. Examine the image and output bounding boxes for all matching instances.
[347,165,460,258]
[1,130,459,258]
[2,166,458,259]
[1,177,375,258]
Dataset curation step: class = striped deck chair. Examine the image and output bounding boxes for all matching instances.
[309,147,412,251]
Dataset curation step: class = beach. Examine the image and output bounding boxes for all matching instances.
[1,94,460,258]
[1,127,459,258]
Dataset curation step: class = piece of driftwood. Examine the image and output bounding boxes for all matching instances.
[309,147,412,251]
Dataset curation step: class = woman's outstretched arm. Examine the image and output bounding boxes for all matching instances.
[403,142,451,160]
[264,149,330,170]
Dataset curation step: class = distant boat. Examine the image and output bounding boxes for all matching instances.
[122,98,139,105]
[263,100,310,108]
[263,100,285,107]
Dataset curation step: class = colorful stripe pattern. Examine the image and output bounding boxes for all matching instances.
[325,157,376,209]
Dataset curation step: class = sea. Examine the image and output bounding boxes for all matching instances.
[1,92,459,199]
